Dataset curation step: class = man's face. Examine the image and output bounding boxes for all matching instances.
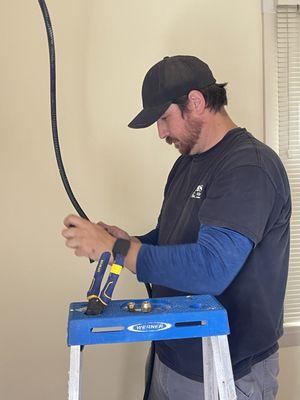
[156,104,202,155]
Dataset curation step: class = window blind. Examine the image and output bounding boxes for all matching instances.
[277,3,300,327]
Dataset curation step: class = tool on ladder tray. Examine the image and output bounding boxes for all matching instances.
[85,252,110,315]
[85,239,130,315]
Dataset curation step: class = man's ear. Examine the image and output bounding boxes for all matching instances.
[188,90,206,113]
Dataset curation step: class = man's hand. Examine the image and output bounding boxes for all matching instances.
[62,215,115,261]
[97,221,141,243]
[62,215,141,273]
[97,221,130,240]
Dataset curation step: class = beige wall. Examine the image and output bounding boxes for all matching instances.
[0,0,297,399]
[278,346,300,400]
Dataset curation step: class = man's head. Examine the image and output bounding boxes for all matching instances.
[128,55,228,155]
[128,55,227,127]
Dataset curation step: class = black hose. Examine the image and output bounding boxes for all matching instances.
[38,0,88,220]
[38,0,153,287]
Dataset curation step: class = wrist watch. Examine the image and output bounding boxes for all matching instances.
[112,238,131,258]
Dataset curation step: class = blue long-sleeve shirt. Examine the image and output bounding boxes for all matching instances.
[136,224,253,295]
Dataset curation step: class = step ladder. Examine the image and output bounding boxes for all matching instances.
[67,295,237,400]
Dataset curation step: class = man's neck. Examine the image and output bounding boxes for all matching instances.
[191,109,238,154]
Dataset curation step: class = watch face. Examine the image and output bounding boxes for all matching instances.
[113,238,130,258]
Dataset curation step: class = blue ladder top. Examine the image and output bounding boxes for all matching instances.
[68,295,230,346]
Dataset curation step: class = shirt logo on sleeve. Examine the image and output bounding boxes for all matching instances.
[191,185,204,199]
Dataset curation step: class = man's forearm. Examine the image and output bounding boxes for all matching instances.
[130,236,141,244]
[123,239,141,273]
[135,225,253,294]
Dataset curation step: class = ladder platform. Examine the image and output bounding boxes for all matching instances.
[68,295,230,346]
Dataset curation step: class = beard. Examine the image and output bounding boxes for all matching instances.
[166,119,202,155]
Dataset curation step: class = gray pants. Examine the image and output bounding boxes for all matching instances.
[146,351,279,400]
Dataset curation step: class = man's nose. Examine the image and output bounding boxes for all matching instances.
[157,121,169,139]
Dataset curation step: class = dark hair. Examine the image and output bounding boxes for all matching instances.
[173,83,228,114]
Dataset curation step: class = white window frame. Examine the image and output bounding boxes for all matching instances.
[262,0,300,347]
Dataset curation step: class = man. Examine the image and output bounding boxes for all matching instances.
[62,55,291,400]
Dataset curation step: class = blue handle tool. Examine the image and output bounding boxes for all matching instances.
[98,253,124,307]
[87,251,111,298]
[85,252,111,315]
[85,253,125,316]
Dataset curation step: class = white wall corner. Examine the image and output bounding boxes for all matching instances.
[262,0,276,13]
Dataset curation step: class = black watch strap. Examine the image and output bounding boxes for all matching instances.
[112,238,131,259]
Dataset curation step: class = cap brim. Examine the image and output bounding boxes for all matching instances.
[128,102,172,129]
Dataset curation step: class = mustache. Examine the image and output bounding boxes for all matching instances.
[166,137,174,145]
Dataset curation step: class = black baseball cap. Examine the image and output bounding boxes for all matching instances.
[128,55,216,129]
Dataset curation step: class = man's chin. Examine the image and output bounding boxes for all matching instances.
[177,146,190,156]
[174,143,183,153]
[169,141,190,155]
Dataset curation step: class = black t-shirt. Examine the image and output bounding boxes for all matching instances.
[153,127,291,381]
